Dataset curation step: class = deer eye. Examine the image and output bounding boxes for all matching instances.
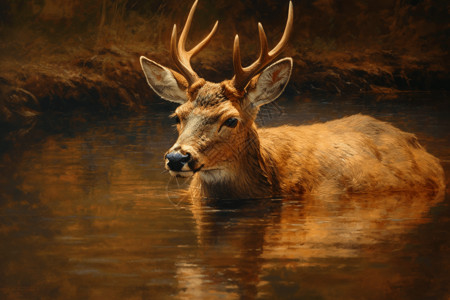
[173,115,180,124]
[223,117,238,128]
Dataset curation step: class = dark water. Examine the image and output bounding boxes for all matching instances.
[0,93,449,299]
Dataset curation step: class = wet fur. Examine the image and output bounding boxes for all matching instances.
[188,112,445,199]
[140,54,444,200]
[139,1,444,200]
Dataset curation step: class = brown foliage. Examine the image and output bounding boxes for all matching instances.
[0,0,448,136]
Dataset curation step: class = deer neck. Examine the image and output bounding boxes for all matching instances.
[191,125,278,200]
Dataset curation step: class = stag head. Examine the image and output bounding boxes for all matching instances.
[140,0,293,179]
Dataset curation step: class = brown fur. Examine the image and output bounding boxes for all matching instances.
[166,82,445,199]
[139,1,444,199]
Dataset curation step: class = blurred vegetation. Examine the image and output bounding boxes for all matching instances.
[0,0,448,138]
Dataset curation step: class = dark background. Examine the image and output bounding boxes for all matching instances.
[0,0,448,138]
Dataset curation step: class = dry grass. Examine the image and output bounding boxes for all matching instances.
[0,0,448,139]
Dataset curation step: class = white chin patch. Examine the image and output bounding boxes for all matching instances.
[169,171,194,178]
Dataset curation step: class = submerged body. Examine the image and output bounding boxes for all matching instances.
[140,1,444,200]
[189,114,444,199]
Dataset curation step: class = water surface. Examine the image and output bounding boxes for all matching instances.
[0,93,449,299]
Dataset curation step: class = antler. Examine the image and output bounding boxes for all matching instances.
[231,1,293,91]
[170,0,219,85]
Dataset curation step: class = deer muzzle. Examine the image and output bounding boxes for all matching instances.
[165,144,204,177]
[166,151,191,172]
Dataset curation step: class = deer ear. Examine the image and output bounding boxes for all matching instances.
[140,56,188,104]
[246,57,293,107]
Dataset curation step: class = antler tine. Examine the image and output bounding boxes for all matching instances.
[170,0,219,86]
[232,1,294,91]
[232,35,243,82]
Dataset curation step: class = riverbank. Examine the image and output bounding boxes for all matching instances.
[0,0,448,142]
[1,43,447,138]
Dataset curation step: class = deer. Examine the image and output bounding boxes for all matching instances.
[140,1,445,200]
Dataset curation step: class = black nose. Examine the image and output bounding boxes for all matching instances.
[166,152,191,172]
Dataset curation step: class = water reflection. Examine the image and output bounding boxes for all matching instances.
[177,190,445,299]
[0,94,448,299]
